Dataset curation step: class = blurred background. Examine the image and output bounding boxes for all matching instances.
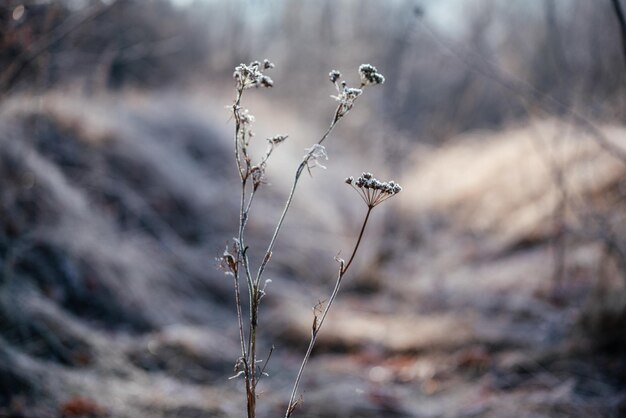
[1,0,626,416]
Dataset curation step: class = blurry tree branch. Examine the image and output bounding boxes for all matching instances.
[611,0,626,69]
[544,0,569,74]
[416,19,626,166]
[0,1,117,94]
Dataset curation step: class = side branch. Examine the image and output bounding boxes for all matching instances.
[254,110,343,286]
[284,206,373,417]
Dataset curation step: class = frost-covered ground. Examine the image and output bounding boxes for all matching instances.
[0,91,624,417]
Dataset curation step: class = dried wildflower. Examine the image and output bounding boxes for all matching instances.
[347,172,402,207]
[239,109,255,125]
[326,64,384,119]
[260,75,274,88]
[331,85,363,119]
[358,64,385,86]
[233,59,275,90]
[218,245,238,276]
[303,144,328,172]
[229,357,246,379]
[329,70,341,83]
[267,135,288,145]
[251,165,265,190]
[226,58,393,418]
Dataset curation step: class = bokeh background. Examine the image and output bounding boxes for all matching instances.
[1,0,626,417]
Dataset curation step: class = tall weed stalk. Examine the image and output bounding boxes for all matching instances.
[220,60,400,418]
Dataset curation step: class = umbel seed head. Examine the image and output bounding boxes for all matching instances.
[346,172,401,207]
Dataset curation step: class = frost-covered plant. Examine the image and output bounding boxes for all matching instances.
[221,60,398,418]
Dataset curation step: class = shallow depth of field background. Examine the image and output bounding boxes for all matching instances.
[1,1,626,417]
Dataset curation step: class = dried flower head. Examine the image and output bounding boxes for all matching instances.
[251,165,265,190]
[218,245,238,276]
[267,135,288,145]
[239,109,255,125]
[358,64,385,86]
[329,70,341,84]
[346,172,401,207]
[331,85,363,119]
[233,59,275,90]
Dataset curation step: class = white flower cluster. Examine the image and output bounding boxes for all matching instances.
[329,64,384,120]
[358,64,385,86]
[331,86,362,111]
[329,70,341,83]
[233,59,275,90]
[330,72,362,119]
[239,109,255,125]
[345,172,402,207]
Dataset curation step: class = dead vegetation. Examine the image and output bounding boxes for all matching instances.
[1,0,626,417]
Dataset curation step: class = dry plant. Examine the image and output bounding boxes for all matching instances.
[219,60,399,418]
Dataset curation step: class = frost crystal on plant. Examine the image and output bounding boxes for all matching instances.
[331,86,363,119]
[233,59,275,90]
[239,109,255,125]
[358,64,385,86]
[303,144,328,172]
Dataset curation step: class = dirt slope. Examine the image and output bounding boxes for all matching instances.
[0,92,625,417]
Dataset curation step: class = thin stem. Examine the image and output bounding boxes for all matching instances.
[232,270,247,361]
[254,108,342,287]
[284,206,374,418]
[342,206,373,273]
[231,88,249,361]
[233,89,245,180]
[255,345,275,389]
[246,382,256,418]
[238,182,254,291]
[233,86,258,418]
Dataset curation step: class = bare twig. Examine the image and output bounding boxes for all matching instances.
[284,206,373,418]
[611,0,626,69]
[415,18,626,165]
[254,115,341,288]
[0,2,117,93]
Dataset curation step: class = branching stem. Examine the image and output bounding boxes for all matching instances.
[284,206,374,417]
[254,109,342,288]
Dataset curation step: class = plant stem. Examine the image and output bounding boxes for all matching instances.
[342,206,372,273]
[254,110,341,287]
[233,87,259,418]
[284,206,373,417]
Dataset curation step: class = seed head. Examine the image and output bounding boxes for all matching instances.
[329,70,341,83]
[331,86,363,119]
[347,172,402,207]
[239,109,255,125]
[358,64,385,86]
[233,59,275,90]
